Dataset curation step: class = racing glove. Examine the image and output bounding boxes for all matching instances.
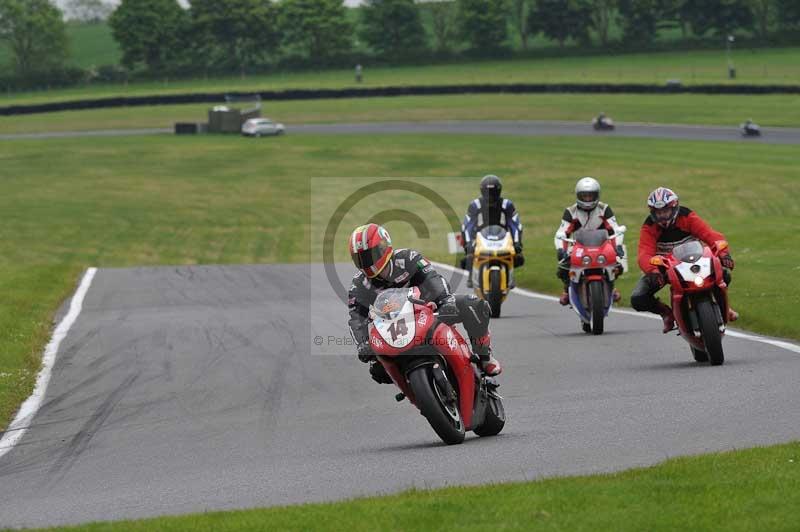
[437,295,460,324]
[719,253,734,270]
[357,342,374,363]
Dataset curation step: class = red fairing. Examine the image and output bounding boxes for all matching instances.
[664,245,729,352]
[368,303,435,357]
[569,237,618,269]
[430,323,476,429]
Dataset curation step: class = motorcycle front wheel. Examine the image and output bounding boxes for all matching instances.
[696,298,724,366]
[589,280,605,335]
[487,269,503,318]
[408,366,465,445]
[473,393,505,437]
[691,346,709,363]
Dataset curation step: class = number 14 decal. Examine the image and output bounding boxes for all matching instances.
[387,319,408,341]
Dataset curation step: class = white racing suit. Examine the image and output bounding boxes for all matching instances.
[554,202,627,287]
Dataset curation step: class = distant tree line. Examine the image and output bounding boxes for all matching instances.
[1,0,800,88]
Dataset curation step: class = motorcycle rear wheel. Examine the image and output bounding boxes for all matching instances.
[473,393,505,437]
[589,280,605,335]
[408,366,465,445]
[696,298,724,366]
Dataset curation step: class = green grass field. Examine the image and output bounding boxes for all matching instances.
[1,92,799,134]
[2,47,798,107]
[34,441,800,531]
[1,133,798,435]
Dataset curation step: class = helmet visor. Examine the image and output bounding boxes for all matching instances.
[351,241,389,274]
[577,191,598,203]
[652,206,675,225]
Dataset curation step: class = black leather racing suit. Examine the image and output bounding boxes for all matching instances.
[348,249,492,383]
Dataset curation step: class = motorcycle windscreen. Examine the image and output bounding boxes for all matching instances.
[672,240,704,263]
[574,229,608,247]
[479,225,507,240]
[370,289,417,348]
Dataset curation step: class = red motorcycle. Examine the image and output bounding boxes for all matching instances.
[561,227,626,335]
[655,240,731,365]
[368,288,505,445]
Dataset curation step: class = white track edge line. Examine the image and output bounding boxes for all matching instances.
[433,261,800,354]
[0,267,97,458]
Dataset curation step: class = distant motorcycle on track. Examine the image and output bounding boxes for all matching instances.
[592,114,615,131]
[368,287,505,445]
[740,120,761,137]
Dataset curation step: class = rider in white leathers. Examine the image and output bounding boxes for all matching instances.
[554,177,627,305]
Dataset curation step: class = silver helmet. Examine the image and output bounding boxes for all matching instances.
[575,177,600,211]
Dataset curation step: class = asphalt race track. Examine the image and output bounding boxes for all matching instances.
[1,263,798,528]
[2,120,800,144]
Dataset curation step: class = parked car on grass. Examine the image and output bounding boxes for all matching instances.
[242,118,285,137]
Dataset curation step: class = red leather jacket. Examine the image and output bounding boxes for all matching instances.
[638,206,726,274]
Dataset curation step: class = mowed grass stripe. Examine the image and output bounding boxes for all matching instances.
[2,46,799,106]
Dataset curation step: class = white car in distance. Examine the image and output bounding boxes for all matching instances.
[242,118,285,137]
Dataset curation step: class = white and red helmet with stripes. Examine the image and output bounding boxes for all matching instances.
[647,187,680,228]
[349,223,393,278]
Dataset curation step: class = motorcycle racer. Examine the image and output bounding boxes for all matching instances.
[347,223,502,383]
[461,175,524,288]
[631,187,738,333]
[554,177,626,306]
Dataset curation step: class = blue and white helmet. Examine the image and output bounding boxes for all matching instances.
[647,187,679,228]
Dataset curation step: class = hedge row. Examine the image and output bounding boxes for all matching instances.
[2,83,799,116]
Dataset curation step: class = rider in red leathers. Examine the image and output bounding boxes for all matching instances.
[631,187,738,333]
[347,223,502,384]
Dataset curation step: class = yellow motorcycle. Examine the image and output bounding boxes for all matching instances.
[471,225,516,318]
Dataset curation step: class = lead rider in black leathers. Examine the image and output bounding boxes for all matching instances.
[347,224,502,383]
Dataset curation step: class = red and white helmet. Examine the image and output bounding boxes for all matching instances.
[647,187,680,228]
[349,223,393,278]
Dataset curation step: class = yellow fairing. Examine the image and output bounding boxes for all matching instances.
[472,232,515,301]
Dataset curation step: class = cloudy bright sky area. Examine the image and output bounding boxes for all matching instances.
[52,0,365,11]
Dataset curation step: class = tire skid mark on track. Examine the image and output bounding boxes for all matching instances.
[46,372,140,482]
[0,268,96,461]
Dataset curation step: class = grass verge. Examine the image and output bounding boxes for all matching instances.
[0,133,798,433]
[2,47,799,106]
[35,441,800,531]
[1,93,799,135]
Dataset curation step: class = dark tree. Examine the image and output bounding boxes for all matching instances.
[0,0,69,77]
[360,0,426,59]
[110,0,186,73]
[456,0,508,53]
[680,0,753,36]
[775,0,800,30]
[279,0,353,62]
[509,0,534,50]
[530,0,593,48]
[428,0,457,51]
[590,0,616,45]
[189,0,280,76]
